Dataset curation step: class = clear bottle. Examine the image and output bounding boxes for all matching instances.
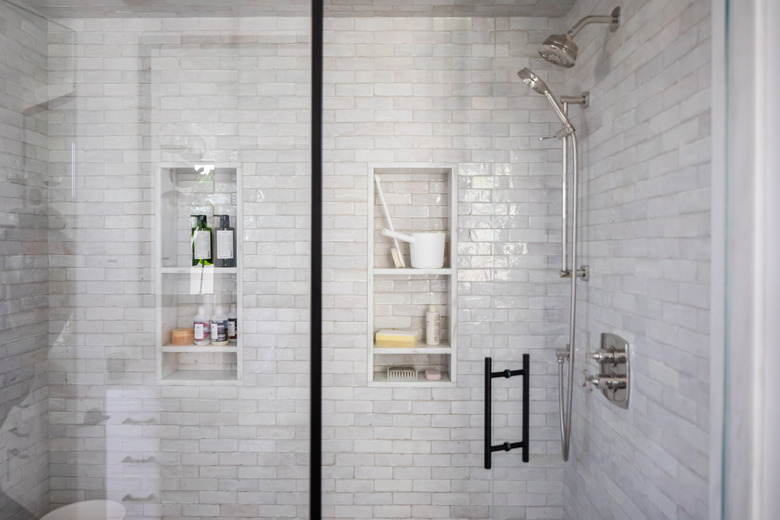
[191,215,213,266]
[214,215,236,268]
[211,306,229,346]
[228,305,238,343]
[425,305,440,346]
[193,305,211,345]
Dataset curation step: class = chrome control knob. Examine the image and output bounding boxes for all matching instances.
[583,369,594,392]
[586,374,627,391]
[586,349,627,365]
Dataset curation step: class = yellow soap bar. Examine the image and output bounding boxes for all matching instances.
[375,329,420,348]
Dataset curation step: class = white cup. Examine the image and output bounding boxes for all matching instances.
[381,229,447,269]
[409,232,446,268]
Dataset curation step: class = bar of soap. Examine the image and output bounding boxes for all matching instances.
[171,328,194,345]
[375,329,420,348]
[425,369,441,381]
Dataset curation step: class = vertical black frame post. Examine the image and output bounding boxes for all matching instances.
[484,357,493,469]
[310,0,323,518]
[523,354,531,462]
[521,353,529,463]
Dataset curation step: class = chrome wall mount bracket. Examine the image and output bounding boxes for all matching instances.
[560,91,590,108]
[560,265,589,281]
[583,333,630,409]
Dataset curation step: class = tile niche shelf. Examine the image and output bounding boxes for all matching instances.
[368,165,457,386]
[155,165,242,384]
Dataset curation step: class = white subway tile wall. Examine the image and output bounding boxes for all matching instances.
[323,14,568,520]
[561,1,711,519]
[0,2,51,518]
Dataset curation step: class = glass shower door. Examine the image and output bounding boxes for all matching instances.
[1,2,312,519]
[0,2,61,517]
[320,2,562,517]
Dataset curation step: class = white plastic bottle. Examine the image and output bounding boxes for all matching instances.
[193,306,211,346]
[425,305,440,346]
[211,306,229,346]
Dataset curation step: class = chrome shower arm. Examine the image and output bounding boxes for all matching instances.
[567,7,621,37]
[568,16,614,37]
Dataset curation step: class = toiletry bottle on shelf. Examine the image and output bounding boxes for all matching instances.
[193,305,211,346]
[228,305,238,343]
[426,305,440,346]
[190,214,199,264]
[191,215,213,266]
[211,306,229,346]
[214,215,236,268]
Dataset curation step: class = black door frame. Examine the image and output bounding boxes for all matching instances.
[310,0,323,518]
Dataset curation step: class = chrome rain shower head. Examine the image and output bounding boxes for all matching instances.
[539,6,621,68]
[517,68,574,137]
[539,33,578,68]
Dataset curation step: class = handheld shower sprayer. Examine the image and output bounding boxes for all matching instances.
[517,67,590,462]
[517,68,574,138]
[539,6,621,68]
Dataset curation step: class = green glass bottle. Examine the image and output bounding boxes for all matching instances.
[191,215,213,266]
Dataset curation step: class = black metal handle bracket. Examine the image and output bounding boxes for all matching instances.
[484,354,530,469]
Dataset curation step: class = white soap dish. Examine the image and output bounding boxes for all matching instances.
[387,366,417,381]
[424,369,441,381]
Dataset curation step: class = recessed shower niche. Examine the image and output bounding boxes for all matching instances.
[367,165,457,386]
[155,165,242,383]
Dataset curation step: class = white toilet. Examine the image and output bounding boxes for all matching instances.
[40,500,126,520]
